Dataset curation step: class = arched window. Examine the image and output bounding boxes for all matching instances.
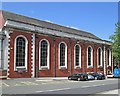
[98,47,102,67]
[59,42,67,69]
[74,44,81,68]
[14,36,28,70]
[87,46,93,67]
[40,39,50,69]
[107,49,111,66]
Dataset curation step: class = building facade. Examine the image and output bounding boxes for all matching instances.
[0,10,113,78]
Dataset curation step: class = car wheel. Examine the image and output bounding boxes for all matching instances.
[85,77,88,81]
[95,77,97,80]
[102,77,104,80]
[77,78,81,81]
[68,77,71,80]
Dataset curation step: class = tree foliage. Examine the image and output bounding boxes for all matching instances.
[109,22,120,66]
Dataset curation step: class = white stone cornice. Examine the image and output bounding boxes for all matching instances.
[4,20,111,45]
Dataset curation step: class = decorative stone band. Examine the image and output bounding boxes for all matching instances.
[4,20,111,45]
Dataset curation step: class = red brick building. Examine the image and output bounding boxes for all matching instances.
[0,10,113,78]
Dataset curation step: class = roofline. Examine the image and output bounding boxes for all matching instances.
[1,10,101,40]
[3,19,111,45]
[1,10,93,34]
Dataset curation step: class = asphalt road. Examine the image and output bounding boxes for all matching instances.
[1,78,119,95]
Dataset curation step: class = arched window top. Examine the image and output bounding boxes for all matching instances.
[88,46,93,50]
[15,35,28,43]
[59,42,67,47]
[40,39,50,45]
[98,47,102,50]
[107,48,111,52]
[75,44,81,49]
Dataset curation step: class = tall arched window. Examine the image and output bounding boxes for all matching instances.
[98,47,102,67]
[74,44,81,68]
[87,46,93,67]
[40,39,50,69]
[59,42,67,69]
[14,36,28,70]
[107,49,111,66]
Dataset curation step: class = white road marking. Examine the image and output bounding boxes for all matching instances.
[87,80,96,82]
[2,82,9,87]
[82,84,106,88]
[92,84,103,87]
[21,81,38,85]
[36,80,53,82]
[92,85,99,87]
[36,88,71,93]
[81,86,91,88]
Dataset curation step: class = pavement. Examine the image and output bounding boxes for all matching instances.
[97,89,119,94]
[0,77,120,96]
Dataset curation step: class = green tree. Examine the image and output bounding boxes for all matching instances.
[109,22,120,68]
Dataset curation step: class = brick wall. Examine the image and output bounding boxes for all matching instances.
[7,29,112,78]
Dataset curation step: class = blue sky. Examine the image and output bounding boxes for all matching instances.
[1,2,118,40]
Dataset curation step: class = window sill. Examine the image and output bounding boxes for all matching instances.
[107,65,111,67]
[75,66,81,69]
[59,66,67,70]
[15,67,27,73]
[98,66,103,68]
[87,66,93,68]
[40,67,49,70]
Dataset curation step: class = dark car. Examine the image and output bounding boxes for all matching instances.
[68,73,88,81]
[90,73,106,80]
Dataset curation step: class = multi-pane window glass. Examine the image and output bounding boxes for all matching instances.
[16,37,26,67]
[98,48,102,66]
[88,47,92,66]
[40,40,48,67]
[60,43,66,66]
[75,45,80,66]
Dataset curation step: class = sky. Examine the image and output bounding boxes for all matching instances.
[1,2,118,41]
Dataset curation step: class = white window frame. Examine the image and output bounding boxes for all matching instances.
[58,42,67,69]
[39,39,50,70]
[97,47,103,67]
[87,46,93,68]
[107,49,111,67]
[74,44,81,69]
[14,35,28,71]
